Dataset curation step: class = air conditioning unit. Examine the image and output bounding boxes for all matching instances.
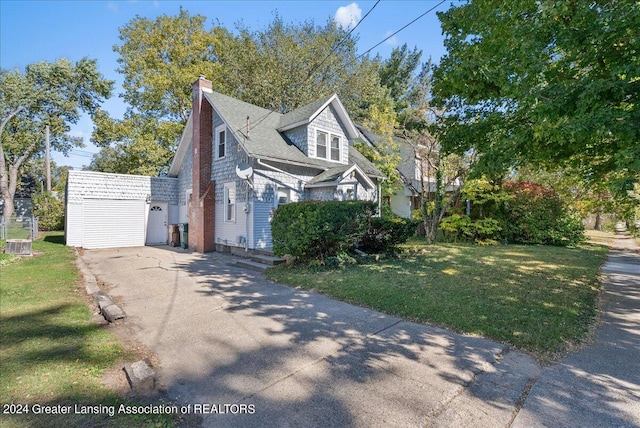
[5,239,32,256]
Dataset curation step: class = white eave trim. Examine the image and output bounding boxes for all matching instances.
[277,94,359,139]
[168,114,193,177]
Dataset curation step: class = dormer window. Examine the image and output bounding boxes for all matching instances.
[331,136,340,161]
[316,130,341,162]
[317,131,327,158]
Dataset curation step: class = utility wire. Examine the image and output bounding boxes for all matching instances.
[236,0,382,138]
[356,0,446,60]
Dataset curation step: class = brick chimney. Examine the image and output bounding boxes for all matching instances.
[189,75,215,252]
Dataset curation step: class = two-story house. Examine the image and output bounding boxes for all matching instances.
[169,76,385,253]
[65,77,383,252]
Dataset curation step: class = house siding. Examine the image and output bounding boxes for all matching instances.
[211,110,251,248]
[65,171,178,248]
[282,125,308,155]
[177,140,193,223]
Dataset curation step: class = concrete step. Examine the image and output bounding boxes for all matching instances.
[234,258,271,273]
[249,254,285,266]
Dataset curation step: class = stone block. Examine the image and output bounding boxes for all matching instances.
[102,304,126,322]
[94,291,115,311]
[124,360,156,393]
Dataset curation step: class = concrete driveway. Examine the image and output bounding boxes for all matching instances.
[80,243,640,427]
[82,246,540,427]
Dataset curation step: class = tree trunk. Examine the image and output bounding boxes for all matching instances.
[594,212,603,231]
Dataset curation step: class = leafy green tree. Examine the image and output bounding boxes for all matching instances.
[218,15,385,119]
[433,0,639,182]
[378,44,423,124]
[0,58,112,218]
[92,8,225,175]
[94,11,387,174]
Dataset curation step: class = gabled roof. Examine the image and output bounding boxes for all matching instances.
[278,94,359,140]
[169,91,384,180]
[307,163,376,189]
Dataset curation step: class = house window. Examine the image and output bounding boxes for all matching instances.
[216,125,226,159]
[331,136,340,161]
[224,183,235,222]
[316,130,342,162]
[277,188,290,206]
[316,131,327,159]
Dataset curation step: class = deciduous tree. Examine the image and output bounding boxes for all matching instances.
[433,0,639,183]
[0,58,112,218]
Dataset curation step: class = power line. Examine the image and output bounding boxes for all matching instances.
[356,0,447,60]
[234,0,382,139]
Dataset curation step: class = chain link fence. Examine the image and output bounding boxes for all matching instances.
[1,215,38,255]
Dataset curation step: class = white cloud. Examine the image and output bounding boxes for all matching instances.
[334,3,362,30]
[107,2,119,13]
[384,30,399,47]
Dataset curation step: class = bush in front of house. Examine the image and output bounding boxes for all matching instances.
[439,214,502,244]
[31,191,65,231]
[498,181,584,246]
[357,216,418,253]
[271,200,376,262]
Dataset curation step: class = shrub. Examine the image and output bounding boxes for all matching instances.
[440,214,502,244]
[499,181,584,246]
[31,191,65,231]
[357,216,418,254]
[271,200,376,262]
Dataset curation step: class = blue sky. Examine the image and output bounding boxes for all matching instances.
[1,0,452,169]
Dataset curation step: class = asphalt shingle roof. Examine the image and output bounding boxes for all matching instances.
[204,91,384,178]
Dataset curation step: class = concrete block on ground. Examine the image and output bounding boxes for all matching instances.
[94,291,115,311]
[124,360,156,393]
[102,304,126,322]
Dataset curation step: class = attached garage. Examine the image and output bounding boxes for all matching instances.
[66,171,178,250]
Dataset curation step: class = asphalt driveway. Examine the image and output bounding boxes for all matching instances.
[80,242,640,427]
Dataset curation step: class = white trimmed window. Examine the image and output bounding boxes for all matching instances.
[224,183,235,222]
[330,135,340,161]
[315,130,342,162]
[216,125,226,159]
[316,131,327,159]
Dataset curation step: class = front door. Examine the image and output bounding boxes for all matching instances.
[146,202,168,245]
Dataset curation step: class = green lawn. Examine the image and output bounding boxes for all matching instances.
[267,240,609,360]
[0,232,188,427]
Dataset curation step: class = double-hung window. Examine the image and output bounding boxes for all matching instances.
[224,183,235,222]
[316,131,327,159]
[216,125,226,159]
[330,136,340,161]
[316,130,341,162]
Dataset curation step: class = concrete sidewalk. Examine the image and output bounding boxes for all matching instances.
[81,235,640,427]
[512,235,640,427]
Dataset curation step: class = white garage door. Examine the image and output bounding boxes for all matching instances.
[82,199,146,249]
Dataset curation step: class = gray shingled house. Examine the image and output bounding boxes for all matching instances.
[66,77,384,252]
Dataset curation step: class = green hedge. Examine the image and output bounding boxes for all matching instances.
[271,201,376,261]
[31,191,65,231]
[271,200,416,263]
[357,216,418,253]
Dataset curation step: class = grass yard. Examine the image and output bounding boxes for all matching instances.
[267,240,609,360]
[0,232,186,427]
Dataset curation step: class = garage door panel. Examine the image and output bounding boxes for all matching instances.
[82,199,145,249]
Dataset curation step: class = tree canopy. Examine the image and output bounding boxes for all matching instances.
[92,10,389,175]
[0,58,112,217]
[432,0,639,183]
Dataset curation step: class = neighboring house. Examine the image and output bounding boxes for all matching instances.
[356,125,460,219]
[65,76,384,252]
[170,76,384,253]
[0,176,36,219]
